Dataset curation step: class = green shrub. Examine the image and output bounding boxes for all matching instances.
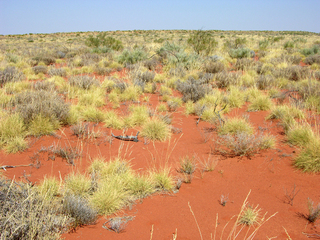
[187,30,218,55]
[85,33,123,51]
[117,48,148,65]
[229,48,253,59]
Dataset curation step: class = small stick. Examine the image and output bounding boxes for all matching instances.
[0,163,33,171]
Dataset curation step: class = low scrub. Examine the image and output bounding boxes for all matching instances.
[176,78,210,102]
[216,132,275,157]
[0,66,24,86]
[0,177,71,239]
[69,75,100,90]
[14,90,70,125]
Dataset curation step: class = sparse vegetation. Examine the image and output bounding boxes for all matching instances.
[1,29,320,239]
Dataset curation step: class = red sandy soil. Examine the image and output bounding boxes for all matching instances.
[1,75,320,239]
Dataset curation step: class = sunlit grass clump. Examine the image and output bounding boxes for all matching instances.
[247,94,273,111]
[219,117,254,135]
[295,137,320,172]
[141,118,171,141]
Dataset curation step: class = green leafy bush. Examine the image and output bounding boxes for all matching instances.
[85,33,123,51]
[187,30,218,55]
[117,48,148,65]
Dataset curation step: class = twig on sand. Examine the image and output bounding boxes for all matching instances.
[0,163,33,171]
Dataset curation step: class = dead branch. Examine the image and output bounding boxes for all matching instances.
[0,163,33,170]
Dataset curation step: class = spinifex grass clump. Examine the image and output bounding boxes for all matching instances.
[0,113,27,153]
[88,157,164,215]
[295,137,320,172]
[218,117,254,136]
[239,205,261,226]
[178,155,197,183]
[141,118,171,141]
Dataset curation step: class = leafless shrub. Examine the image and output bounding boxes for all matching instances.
[32,55,56,65]
[70,122,101,140]
[80,53,101,66]
[63,194,97,228]
[14,90,70,124]
[273,66,310,81]
[143,57,160,70]
[177,155,197,183]
[220,194,229,206]
[157,113,172,124]
[140,71,155,82]
[167,100,180,112]
[32,65,48,74]
[256,75,276,90]
[94,66,112,76]
[307,199,320,223]
[33,81,56,91]
[48,67,67,77]
[305,54,320,65]
[234,58,254,70]
[114,80,128,93]
[133,79,145,91]
[0,178,71,239]
[215,132,270,157]
[204,61,225,73]
[103,216,135,233]
[0,66,24,86]
[69,75,100,89]
[51,144,81,165]
[169,66,186,78]
[283,184,300,206]
[214,71,241,88]
[197,72,214,83]
[176,78,210,102]
[314,71,320,81]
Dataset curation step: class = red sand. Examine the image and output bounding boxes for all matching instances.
[1,76,320,239]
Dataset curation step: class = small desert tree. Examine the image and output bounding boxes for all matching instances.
[187,30,218,56]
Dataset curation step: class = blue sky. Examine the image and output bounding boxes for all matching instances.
[1,0,319,35]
